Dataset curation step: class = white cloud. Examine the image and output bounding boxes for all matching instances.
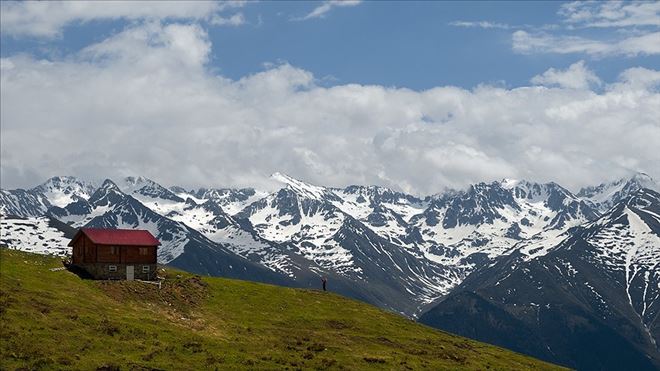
[294,0,362,21]
[512,30,660,57]
[0,1,245,38]
[448,21,511,30]
[451,2,659,58]
[210,12,246,26]
[1,22,659,193]
[616,66,660,90]
[559,1,660,28]
[531,61,601,90]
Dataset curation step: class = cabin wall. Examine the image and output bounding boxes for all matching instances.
[124,245,157,264]
[72,235,97,264]
[96,245,122,263]
[73,237,157,265]
[72,238,82,264]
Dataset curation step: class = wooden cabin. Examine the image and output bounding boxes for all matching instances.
[68,228,160,280]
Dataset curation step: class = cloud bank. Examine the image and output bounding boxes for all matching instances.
[451,1,660,57]
[0,1,245,37]
[1,22,659,194]
[558,1,660,28]
[512,30,660,57]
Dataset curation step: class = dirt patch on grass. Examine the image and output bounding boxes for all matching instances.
[326,319,351,329]
[96,275,209,315]
[363,356,387,364]
[0,289,16,315]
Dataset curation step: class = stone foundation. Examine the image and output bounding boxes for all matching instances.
[74,263,157,280]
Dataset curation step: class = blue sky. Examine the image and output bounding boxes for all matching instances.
[3,1,658,89]
[1,1,659,192]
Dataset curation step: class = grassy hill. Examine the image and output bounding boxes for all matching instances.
[0,249,563,370]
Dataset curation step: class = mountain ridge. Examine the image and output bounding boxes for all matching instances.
[1,172,657,316]
[2,172,658,368]
[419,188,660,370]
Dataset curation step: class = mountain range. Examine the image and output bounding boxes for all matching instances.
[1,172,658,370]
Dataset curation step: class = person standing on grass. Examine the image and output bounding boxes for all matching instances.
[322,277,327,291]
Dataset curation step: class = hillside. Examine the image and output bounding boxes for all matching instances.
[0,250,561,370]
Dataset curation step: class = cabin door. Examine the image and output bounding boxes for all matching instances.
[126,265,134,281]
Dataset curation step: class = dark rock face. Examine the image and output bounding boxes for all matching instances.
[420,189,660,371]
[441,182,519,228]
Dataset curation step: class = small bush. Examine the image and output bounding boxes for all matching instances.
[319,358,337,369]
[98,318,120,336]
[363,356,386,364]
[182,340,203,353]
[96,364,120,371]
[307,343,326,352]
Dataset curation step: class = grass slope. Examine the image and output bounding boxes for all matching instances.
[0,250,563,370]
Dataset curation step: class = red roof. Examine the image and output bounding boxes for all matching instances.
[68,228,160,247]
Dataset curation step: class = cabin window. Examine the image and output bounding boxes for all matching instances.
[142,265,150,273]
[139,247,149,256]
[108,265,117,272]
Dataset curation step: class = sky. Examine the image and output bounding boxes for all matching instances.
[1,1,659,194]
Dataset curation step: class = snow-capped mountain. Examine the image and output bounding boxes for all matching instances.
[0,188,52,218]
[111,177,287,277]
[0,176,97,217]
[330,184,428,243]
[420,188,660,370]
[33,176,97,208]
[578,172,659,212]
[40,178,293,285]
[3,171,659,367]
[234,173,458,313]
[0,171,657,318]
[406,179,598,274]
[173,186,268,215]
[49,179,191,262]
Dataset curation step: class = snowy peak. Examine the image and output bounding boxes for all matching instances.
[88,179,124,206]
[32,176,97,208]
[98,178,122,193]
[338,185,424,208]
[331,184,427,225]
[190,187,266,215]
[169,185,189,195]
[120,176,151,192]
[499,178,520,189]
[443,181,519,228]
[630,172,656,186]
[271,172,330,201]
[119,176,183,202]
[578,172,659,212]
[503,179,577,206]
